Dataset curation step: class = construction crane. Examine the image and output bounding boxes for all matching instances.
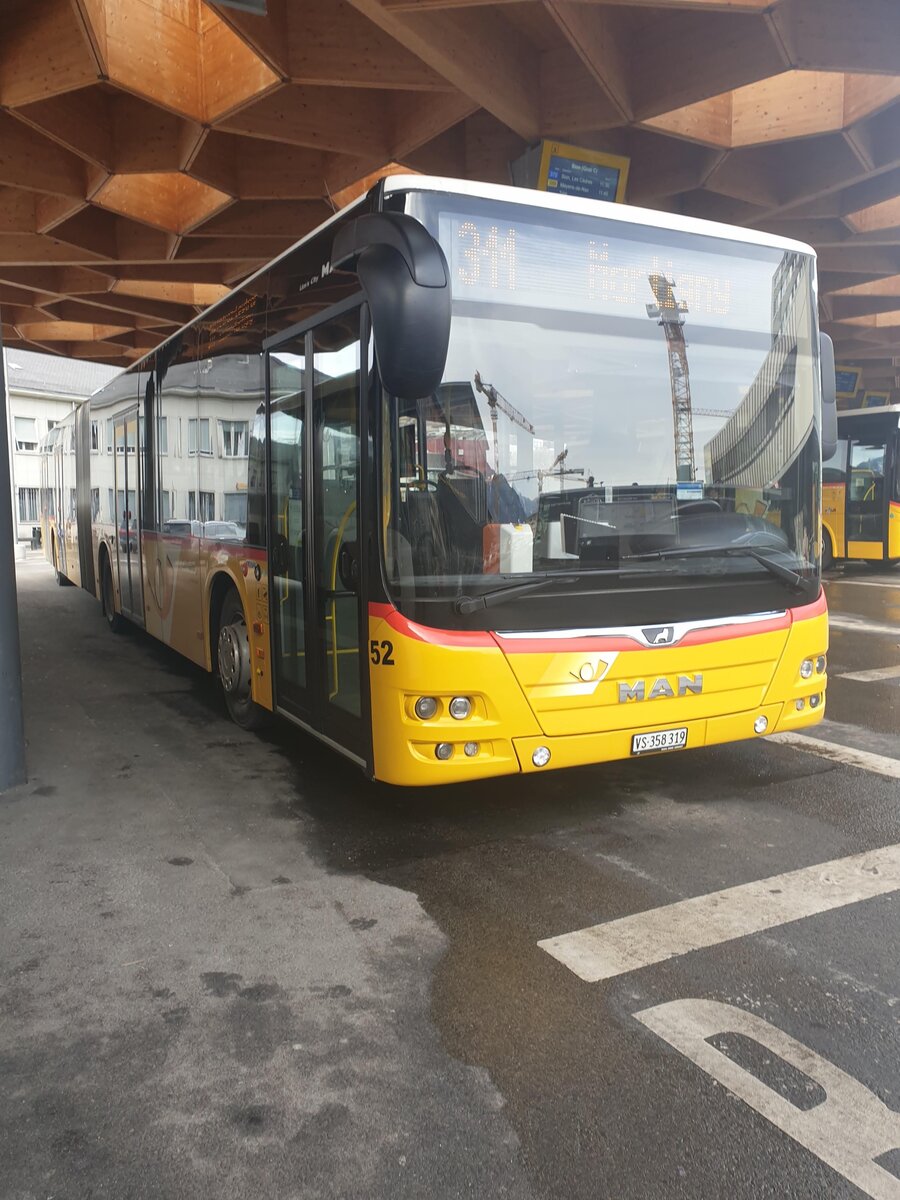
[647,275,695,482]
[473,370,535,470]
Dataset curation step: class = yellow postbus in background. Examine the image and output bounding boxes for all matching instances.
[41,176,836,786]
[822,405,900,568]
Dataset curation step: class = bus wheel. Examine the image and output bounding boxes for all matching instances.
[53,540,72,587]
[101,558,125,633]
[821,532,834,571]
[217,590,269,731]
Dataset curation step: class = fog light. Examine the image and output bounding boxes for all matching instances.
[809,693,821,709]
[448,696,472,720]
[435,742,453,760]
[532,746,551,767]
[799,659,814,680]
[754,715,768,734]
[815,655,826,674]
[464,742,479,757]
[795,698,805,711]
[415,696,438,720]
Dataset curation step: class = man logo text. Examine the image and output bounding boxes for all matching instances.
[618,675,703,702]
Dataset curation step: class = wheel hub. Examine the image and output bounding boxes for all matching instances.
[218,622,249,698]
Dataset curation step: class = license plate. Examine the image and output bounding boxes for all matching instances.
[631,727,688,755]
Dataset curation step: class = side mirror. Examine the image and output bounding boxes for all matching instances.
[819,331,838,461]
[332,212,451,400]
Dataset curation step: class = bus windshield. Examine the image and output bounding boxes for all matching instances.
[383,191,821,620]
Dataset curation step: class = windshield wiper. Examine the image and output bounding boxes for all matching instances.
[625,544,810,591]
[455,567,647,614]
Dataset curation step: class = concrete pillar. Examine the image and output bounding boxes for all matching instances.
[0,324,27,790]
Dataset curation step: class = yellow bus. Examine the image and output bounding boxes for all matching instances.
[822,405,900,568]
[41,175,835,785]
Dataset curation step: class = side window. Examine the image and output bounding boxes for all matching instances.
[849,441,885,504]
[822,437,847,485]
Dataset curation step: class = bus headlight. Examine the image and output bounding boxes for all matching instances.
[532,746,551,767]
[815,655,826,674]
[448,696,472,720]
[415,696,438,720]
[799,659,814,679]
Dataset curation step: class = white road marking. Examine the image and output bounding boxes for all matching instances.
[830,615,900,636]
[635,999,900,1200]
[826,579,900,589]
[538,843,900,983]
[771,732,900,780]
[838,664,900,683]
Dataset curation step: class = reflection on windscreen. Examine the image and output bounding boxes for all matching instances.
[384,200,820,602]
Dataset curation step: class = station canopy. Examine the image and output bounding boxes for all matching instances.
[2,0,900,402]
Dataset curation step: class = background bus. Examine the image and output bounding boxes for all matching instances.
[822,405,900,568]
[41,175,834,786]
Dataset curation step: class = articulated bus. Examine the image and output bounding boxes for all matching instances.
[41,175,837,786]
[822,404,900,568]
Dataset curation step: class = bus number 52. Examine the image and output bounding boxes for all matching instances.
[370,640,395,666]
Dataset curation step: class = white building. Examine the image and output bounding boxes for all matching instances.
[3,349,118,543]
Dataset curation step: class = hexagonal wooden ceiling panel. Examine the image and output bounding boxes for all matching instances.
[1,0,899,398]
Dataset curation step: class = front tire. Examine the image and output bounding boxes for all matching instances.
[217,590,269,731]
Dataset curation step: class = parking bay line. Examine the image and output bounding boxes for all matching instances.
[770,731,900,780]
[838,664,900,683]
[537,843,900,983]
[829,615,900,636]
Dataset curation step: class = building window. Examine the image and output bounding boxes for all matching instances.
[157,416,168,455]
[160,491,171,524]
[224,492,248,525]
[188,492,197,521]
[90,420,100,453]
[47,419,58,432]
[199,491,215,522]
[188,418,212,456]
[107,418,114,453]
[17,488,39,522]
[220,420,249,458]
[14,417,38,452]
[90,488,100,520]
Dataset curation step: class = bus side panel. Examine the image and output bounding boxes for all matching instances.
[822,482,845,557]
[890,501,900,560]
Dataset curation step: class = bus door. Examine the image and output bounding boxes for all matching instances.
[266,306,368,765]
[847,438,887,559]
[113,409,144,623]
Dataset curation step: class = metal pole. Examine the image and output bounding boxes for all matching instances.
[0,323,27,790]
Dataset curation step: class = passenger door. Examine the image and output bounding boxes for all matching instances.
[266,306,368,765]
[847,439,886,558]
[113,409,144,622]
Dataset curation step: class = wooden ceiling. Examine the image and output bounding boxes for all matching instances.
[2,0,900,397]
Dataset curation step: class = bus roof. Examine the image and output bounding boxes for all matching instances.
[94,173,817,393]
[383,174,817,259]
[838,404,900,419]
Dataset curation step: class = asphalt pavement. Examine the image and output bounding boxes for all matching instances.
[1,557,898,1200]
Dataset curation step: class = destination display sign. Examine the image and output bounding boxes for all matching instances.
[438,212,794,331]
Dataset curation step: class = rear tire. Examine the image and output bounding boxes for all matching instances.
[821,530,834,571]
[101,558,126,633]
[217,589,269,732]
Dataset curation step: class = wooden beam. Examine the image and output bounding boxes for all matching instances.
[111,95,204,174]
[199,9,281,122]
[287,0,454,91]
[544,2,632,122]
[206,0,290,77]
[390,89,479,159]
[770,0,900,75]
[14,87,114,169]
[540,45,627,136]
[0,0,99,107]
[346,0,540,138]
[192,200,333,238]
[631,11,788,121]
[220,85,392,157]
[0,114,86,198]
